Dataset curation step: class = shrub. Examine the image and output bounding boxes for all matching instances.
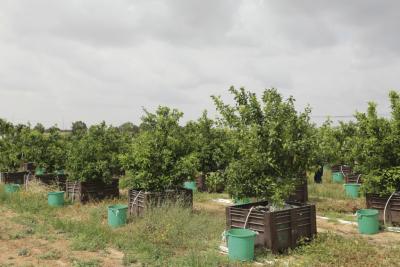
[212,87,315,204]
[66,122,123,183]
[120,107,198,191]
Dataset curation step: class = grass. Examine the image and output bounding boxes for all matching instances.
[2,181,400,266]
[37,249,62,260]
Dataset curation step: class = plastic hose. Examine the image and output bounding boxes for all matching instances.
[243,206,255,229]
[130,190,142,214]
[71,181,77,202]
[340,165,346,180]
[383,191,398,226]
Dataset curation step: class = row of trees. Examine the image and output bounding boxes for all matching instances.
[315,91,400,195]
[2,87,399,201]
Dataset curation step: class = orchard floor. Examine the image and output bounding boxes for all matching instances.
[1,178,400,267]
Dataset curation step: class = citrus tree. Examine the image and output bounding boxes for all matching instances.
[0,119,20,172]
[359,91,400,195]
[184,111,233,174]
[120,106,198,191]
[66,122,123,183]
[212,87,315,204]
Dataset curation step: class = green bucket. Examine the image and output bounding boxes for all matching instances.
[35,167,45,176]
[226,228,257,261]
[5,184,20,193]
[108,204,128,228]
[357,209,380,235]
[332,172,344,183]
[48,191,64,207]
[344,184,360,198]
[234,198,252,205]
[183,181,197,192]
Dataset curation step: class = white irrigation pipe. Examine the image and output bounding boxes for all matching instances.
[130,190,143,215]
[24,171,31,190]
[383,191,399,226]
[356,174,362,184]
[71,181,77,202]
[243,206,255,229]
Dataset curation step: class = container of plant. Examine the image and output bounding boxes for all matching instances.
[35,173,67,190]
[35,167,46,176]
[48,191,65,207]
[183,181,197,192]
[363,168,400,225]
[344,183,361,198]
[21,162,36,172]
[1,172,28,185]
[214,88,317,253]
[128,188,193,216]
[108,204,128,228]
[332,172,344,183]
[287,178,308,203]
[5,183,20,193]
[65,123,122,203]
[366,193,400,225]
[120,107,198,215]
[226,201,317,253]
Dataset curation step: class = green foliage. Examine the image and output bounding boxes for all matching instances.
[362,167,400,196]
[0,118,20,171]
[71,121,87,138]
[120,107,197,191]
[184,111,233,176]
[66,122,123,183]
[212,87,315,203]
[205,171,226,193]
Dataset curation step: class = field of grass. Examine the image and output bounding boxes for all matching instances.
[1,177,400,266]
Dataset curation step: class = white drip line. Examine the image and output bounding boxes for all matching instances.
[130,190,143,214]
[356,174,362,184]
[383,191,399,226]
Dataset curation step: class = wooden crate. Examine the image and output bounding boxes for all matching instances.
[287,179,308,203]
[331,165,352,174]
[66,179,119,203]
[344,173,362,184]
[128,188,193,217]
[366,193,400,225]
[20,162,36,172]
[0,172,28,184]
[34,174,67,190]
[226,201,317,253]
[196,174,207,192]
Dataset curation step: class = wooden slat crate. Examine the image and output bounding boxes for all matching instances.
[128,188,193,217]
[331,165,352,174]
[0,172,28,184]
[287,179,308,203]
[366,193,400,225]
[66,179,119,203]
[226,201,317,253]
[344,173,362,184]
[34,174,67,190]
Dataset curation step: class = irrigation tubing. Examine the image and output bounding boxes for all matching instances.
[383,191,399,226]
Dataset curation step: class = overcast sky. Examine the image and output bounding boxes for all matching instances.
[1,1,399,128]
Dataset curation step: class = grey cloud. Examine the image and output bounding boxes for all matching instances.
[0,1,400,128]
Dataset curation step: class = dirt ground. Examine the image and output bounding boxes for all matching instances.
[317,217,400,247]
[0,207,124,267]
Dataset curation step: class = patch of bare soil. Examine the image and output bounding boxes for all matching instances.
[317,217,400,246]
[0,208,124,267]
[194,201,227,214]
